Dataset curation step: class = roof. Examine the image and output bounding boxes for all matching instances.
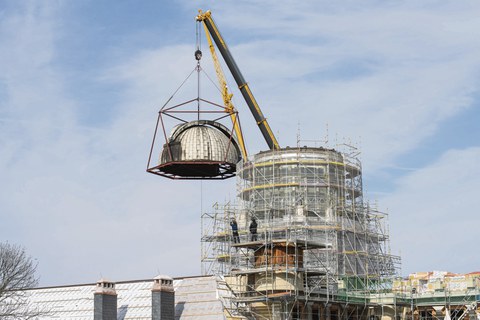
[26,275,231,319]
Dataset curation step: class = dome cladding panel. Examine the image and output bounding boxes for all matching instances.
[160,123,240,165]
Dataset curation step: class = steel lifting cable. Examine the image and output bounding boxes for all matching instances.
[196,20,204,207]
[195,20,203,119]
[195,19,202,55]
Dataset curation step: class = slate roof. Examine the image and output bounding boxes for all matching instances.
[26,275,232,319]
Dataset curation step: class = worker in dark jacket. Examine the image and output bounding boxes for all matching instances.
[230,218,240,243]
[249,217,258,241]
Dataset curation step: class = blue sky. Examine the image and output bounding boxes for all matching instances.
[1,1,479,286]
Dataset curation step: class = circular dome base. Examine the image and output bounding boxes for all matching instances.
[147,160,236,180]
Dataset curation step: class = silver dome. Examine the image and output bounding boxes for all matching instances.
[161,120,240,164]
[157,120,241,178]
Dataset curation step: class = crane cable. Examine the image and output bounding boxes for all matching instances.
[196,20,205,215]
[195,21,203,119]
[195,19,202,55]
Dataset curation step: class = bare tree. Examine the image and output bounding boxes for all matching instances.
[0,242,45,319]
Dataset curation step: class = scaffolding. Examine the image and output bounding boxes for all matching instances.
[201,145,401,319]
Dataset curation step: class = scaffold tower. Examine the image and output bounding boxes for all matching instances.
[201,145,401,319]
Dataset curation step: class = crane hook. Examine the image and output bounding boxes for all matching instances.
[195,49,202,61]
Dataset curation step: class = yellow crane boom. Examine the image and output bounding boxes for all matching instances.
[196,10,280,152]
[201,22,248,160]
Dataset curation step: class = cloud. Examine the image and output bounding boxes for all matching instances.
[0,3,236,285]
[1,1,480,286]
[208,2,480,171]
[381,147,480,274]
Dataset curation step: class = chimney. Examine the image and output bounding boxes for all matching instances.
[94,278,117,320]
[152,275,175,320]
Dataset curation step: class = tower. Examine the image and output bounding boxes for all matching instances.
[202,146,400,319]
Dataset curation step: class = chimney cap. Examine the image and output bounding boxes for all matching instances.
[152,274,174,292]
[95,278,116,295]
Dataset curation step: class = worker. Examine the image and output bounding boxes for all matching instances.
[249,217,258,241]
[230,218,240,243]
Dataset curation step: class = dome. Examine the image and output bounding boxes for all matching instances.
[155,120,241,179]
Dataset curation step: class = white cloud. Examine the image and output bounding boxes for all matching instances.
[381,147,480,274]
[0,4,237,284]
[210,2,480,170]
[1,1,480,286]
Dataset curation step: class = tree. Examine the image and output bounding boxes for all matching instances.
[0,242,45,319]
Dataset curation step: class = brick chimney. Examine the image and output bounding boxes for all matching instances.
[94,278,117,320]
[152,275,175,320]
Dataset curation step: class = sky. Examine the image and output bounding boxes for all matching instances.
[0,1,479,286]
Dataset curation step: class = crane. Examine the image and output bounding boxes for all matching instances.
[196,10,280,152]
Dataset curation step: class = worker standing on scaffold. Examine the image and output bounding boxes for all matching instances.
[249,217,258,241]
[230,218,240,243]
